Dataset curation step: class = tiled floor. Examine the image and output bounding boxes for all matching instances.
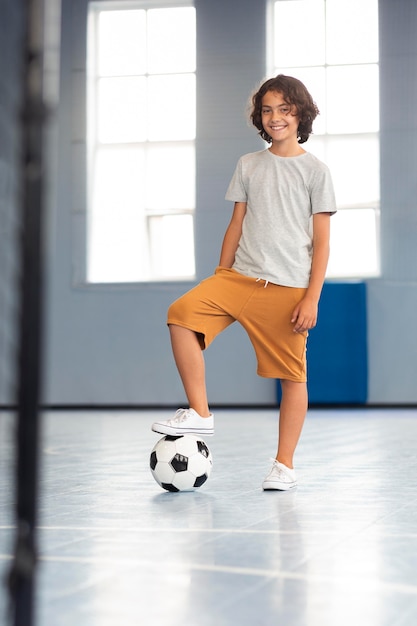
[1,408,417,626]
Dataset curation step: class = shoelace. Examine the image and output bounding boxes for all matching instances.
[167,408,190,425]
[269,458,293,482]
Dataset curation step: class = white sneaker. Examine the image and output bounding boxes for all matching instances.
[262,460,297,491]
[151,408,214,437]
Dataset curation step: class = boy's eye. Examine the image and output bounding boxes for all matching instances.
[262,106,291,115]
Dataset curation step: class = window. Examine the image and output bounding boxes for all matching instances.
[270,0,380,278]
[87,3,196,283]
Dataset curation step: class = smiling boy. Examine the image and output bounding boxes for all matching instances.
[152,75,336,490]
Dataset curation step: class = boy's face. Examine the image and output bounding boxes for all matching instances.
[261,90,300,144]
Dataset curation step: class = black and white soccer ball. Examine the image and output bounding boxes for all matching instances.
[150,435,213,492]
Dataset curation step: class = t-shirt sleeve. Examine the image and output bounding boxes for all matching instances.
[225,158,247,202]
[311,163,337,215]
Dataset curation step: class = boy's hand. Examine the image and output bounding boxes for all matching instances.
[291,297,318,333]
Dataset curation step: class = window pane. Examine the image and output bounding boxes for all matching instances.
[327,209,379,278]
[146,143,195,211]
[92,147,146,217]
[325,135,379,207]
[97,10,146,76]
[88,215,148,283]
[97,77,147,143]
[149,214,195,278]
[274,0,325,67]
[326,0,378,65]
[147,7,196,74]
[147,74,196,141]
[307,135,326,161]
[326,65,379,134]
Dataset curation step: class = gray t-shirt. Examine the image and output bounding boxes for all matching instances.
[225,149,336,288]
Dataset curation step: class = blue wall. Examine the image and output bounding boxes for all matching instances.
[305,283,367,405]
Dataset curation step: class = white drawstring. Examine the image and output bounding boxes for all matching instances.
[256,278,269,288]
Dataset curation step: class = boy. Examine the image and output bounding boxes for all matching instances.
[152,75,336,490]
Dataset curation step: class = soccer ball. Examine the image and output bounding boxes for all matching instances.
[150,435,213,492]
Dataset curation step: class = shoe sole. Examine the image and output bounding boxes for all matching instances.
[151,424,214,437]
[262,482,297,491]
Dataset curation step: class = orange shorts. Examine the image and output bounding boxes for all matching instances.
[167,266,308,381]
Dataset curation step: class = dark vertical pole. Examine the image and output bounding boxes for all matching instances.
[7,1,47,624]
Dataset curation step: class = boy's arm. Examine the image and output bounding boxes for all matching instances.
[219,202,247,267]
[292,212,331,333]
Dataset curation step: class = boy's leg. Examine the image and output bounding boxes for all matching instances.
[262,379,307,490]
[152,270,239,436]
[169,324,210,417]
[276,379,308,468]
[151,326,213,435]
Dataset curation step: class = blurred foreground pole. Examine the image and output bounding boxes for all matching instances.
[7,1,61,624]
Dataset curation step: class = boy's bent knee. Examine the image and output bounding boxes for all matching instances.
[167,300,179,321]
[167,294,189,322]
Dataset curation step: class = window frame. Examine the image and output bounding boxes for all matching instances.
[84,0,197,286]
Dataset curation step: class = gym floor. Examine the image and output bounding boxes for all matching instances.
[1,408,417,626]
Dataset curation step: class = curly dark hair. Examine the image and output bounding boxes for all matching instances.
[250,74,319,144]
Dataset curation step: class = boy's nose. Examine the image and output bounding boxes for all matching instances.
[272,108,284,119]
